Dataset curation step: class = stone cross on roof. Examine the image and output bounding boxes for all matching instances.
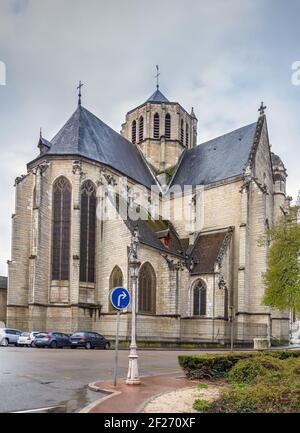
[155,65,160,90]
[77,80,84,106]
[258,101,266,116]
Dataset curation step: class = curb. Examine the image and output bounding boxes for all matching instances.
[80,370,183,413]
[79,381,122,413]
[136,385,197,413]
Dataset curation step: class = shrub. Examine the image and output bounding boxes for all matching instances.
[198,383,209,389]
[193,356,300,413]
[193,399,210,412]
[178,350,300,379]
[228,356,283,384]
[208,382,300,413]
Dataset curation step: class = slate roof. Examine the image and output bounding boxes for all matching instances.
[188,232,227,275]
[110,195,185,257]
[0,276,7,289]
[146,88,170,103]
[171,122,258,187]
[271,152,285,168]
[43,105,156,188]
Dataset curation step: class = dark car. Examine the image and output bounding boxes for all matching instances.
[34,332,71,348]
[69,332,110,350]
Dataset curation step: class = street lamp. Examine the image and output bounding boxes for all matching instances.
[126,229,141,385]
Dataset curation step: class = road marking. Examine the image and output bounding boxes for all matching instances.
[12,405,64,413]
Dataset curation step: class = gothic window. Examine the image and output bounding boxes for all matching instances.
[132,120,136,144]
[224,288,229,320]
[138,262,156,314]
[109,266,123,312]
[165,113,171,139]
[138,116,144,142]
[185,123,189,146]
[153,113,160,139]
[193,280,207,316]
[80,180,96,283]
[52,176,71,281]
[180,119,184,144]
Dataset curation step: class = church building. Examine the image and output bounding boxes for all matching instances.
[7,83,290,345]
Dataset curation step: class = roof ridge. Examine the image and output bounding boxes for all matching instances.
[194,121,258,151]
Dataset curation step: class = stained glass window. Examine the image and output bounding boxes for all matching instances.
[52,177,71,281]
[193,280,207,316]
[109,266,123,312]
[80,180,96,283]
[138,262,156,314]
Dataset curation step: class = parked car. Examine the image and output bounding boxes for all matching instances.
[0,328,22,346]
[17,331,40,347]
[34,332,71,348]
[69,332,111,350]
[290,336,300,345]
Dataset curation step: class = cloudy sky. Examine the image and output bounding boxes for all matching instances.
[0,0,300,275]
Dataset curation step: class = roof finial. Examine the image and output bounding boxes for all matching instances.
[258,101,266,116]
[39,127,42,139]
[155,65,160,90]
[77,80,84,106]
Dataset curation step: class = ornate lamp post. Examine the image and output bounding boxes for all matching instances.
[126,229,141,385]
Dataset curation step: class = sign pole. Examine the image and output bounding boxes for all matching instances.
[113,310,121,387]
[110,286,130,387]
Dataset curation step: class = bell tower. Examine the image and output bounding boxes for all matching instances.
[121,86,197,176]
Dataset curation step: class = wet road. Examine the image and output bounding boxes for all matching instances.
[0,346,205,413]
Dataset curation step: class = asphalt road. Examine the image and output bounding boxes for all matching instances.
[0,346,205,413]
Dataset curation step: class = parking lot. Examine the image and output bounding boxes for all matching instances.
[0,346,203,413]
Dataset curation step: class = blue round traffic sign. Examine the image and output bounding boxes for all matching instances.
[110,287,131,310]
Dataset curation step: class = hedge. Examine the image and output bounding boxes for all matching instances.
[178,350,300,379]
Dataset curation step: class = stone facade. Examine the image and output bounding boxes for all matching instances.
[0,276,7,325]
[6,90,291,345]
[121,91,197,173]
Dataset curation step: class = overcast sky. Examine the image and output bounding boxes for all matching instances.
[0,0,300,275]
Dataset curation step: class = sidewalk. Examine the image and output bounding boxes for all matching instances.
[83,372,193,413]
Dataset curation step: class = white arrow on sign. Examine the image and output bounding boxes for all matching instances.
[117,291,127,307]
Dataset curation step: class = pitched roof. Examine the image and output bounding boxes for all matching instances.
[171,122,258,187]
[42,105,156,188]
[110,195,185,257]
[146,88,170,103]
[0,276,7,289]
[188,232,227,274]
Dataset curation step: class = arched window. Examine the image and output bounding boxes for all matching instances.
[52,176,71,281]
[165,113,171,139]
[138,116,144,143]
[138,262,156,314]
[153,113,160,139]
[185,123,189,146]
[193,280,206,316]
[109,266,123,312]
[180,119,184,144]
[80,180,96,283]
[131,120,136,144]
[224,288,229,320]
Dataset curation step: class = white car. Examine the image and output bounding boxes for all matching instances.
[290,336,300,345]
[17,331,40,347]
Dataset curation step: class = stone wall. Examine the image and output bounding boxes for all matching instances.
[0,288,7,324]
